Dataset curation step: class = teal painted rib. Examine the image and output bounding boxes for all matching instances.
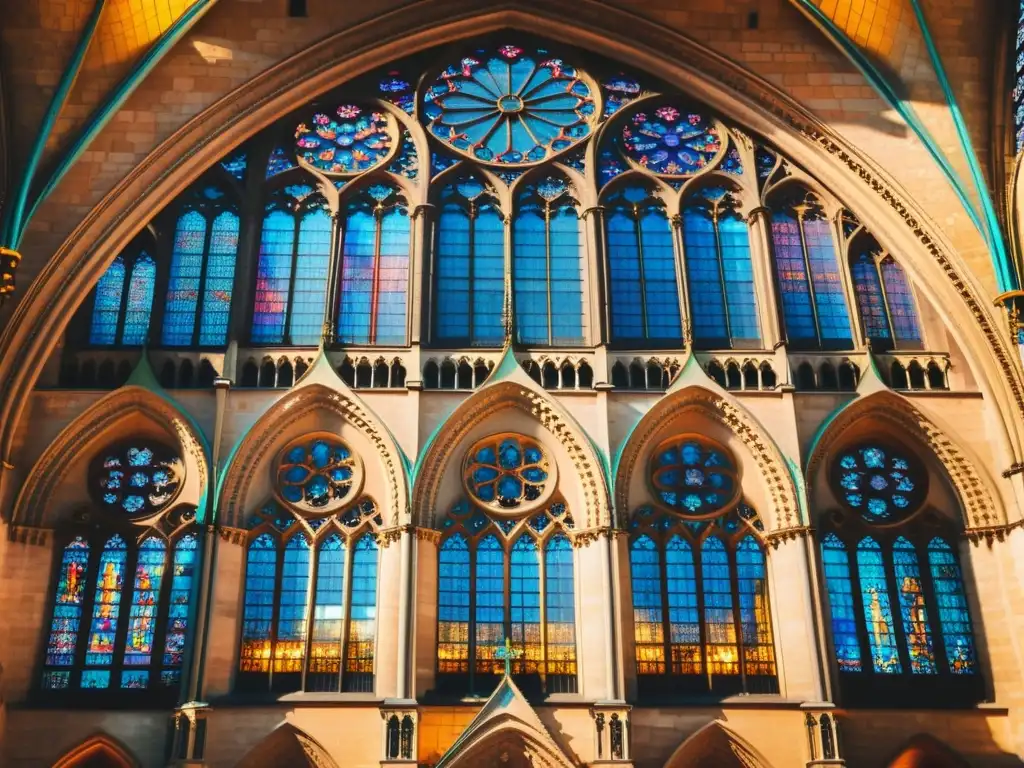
[0,0,106,245]
[909,0,1018,291]
[791,1,1006,286]
[20,0,219,242]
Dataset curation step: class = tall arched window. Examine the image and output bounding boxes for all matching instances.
[251,186,332,346]
[770,191,852,350]
[433,178,505,346]
[820,443,982,707]
[88,248,157,346]
[628,503,777,698]
[337,183,411,345]
[849,237,923,350]
[436,501,577,698]
[38,442,196,699]
[237,498,381,694]
[161,187,240,347]
[682,187,760,349]
[605,187,682,345]
[512,177,586,345]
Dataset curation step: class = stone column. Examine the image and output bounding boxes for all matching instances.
[747,207,783,348]
[396,525,414,700]
[409,204,435,345]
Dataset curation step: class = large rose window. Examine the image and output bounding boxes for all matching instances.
[92,443,183,517]
[648,437,740,518]
[294,105,394,175]
[423,45,597,165]
[463,434,556,514]
[620,106,723,176]
[275,435,362,514]
[832,445,926,524]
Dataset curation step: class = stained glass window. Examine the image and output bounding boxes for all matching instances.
[295,105,393,174]
[892,537,936,674]
[90,256,125,346]
[621,108,722,175]
[463,434,550,512]
[88,251,156,347]
[832,445,925,524]
[163,534,197,682]
[123,255,156,346]
[513,178,585,345]
[92,444,183,517]
[770,195,852,350]
[344,534,378,690]
[309,534,345,683]
[240,534,277,674]
[42,538,91,689]
[81,535,128,689]
[880,258,922,346]
[337,185,410,345]
[821,533,862,672]
[544,534,577,682]
[927,538,976,675]
[1015,0,1024,152]
[682,189,759,349]
[606,188,681,344]
[276,436,357,514]
[162,204,239,347]
[856,537,901,674]
[649,437,737,517]
[510,536,541,673]
[628,505,777,696]
[121,538,166,684]
[438,534,471,674]
[434,180,505,345]
[274,535,311,674]
[475,534,505,676]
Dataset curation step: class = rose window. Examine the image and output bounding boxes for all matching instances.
[92,444,183,517]
[294,105,394,175]
[276,435,361,514]
[833,445,926,524]
[620,106,723,176]
[423,45,596,165]
[463,434,555,513]
[648,437,739,518]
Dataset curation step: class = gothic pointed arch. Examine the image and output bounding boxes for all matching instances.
[663,720,775,768]
[885,733,970,768]
[217,357,409,529]
[805,390,1003,530]
[51,733,139,768]
[12,383,210,529]
[411,353,609,530]
[233,722,339,768]
[614,379,800,532]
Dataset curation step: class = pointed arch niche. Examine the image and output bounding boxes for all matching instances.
[233,722,340,768]
[663,721,775,768]
[51,733,140,768]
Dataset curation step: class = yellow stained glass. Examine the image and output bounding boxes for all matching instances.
[92,0,203,67]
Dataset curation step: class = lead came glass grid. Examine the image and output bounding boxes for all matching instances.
[338,205,376,344]
[163,534,197,682]
[880,258,922,345]
[851,252,890,343]
[607,205,645,341]
[548,205,585,345]
[435,203,472,341]
[545,534,577,679]
[701,536,738,677]
[683,208,727,346]
[239,534,276,673]
[84,535,128,686]
[513,202,549,345]
[43,538,91,688]
[375,207,411,345]
[90,256,125,345]
[474,535,505,675]
[771,213,816,345]
[665,536,700,675]
[821,533,862,672]
[630,535,665,675]
[736,535,775,676]
[122,538,167,676]
[640,208,682,341]
[290,209,331,345]
[162,211,207,346]
[252,210,295,344]
[804,217,852,347]
[510,536,542,674]
[472,205,506,345]
[199,211,239,346]
[273,535,310,673]
[344,535,378,687]
[719,214,759,344]
[926,538,976,675]
[892,537,936,674]
[438,534,471,674]
[122,254,156,346]
[309,534,345,676]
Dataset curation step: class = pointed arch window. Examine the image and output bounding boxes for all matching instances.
[337,183,411,345]
[436,501,577,698]
[252,187,332,346]
[161,188,240,347]
[237,499,381,694]
[769,192,852,350]
[433,179,505,346]
[512,177,586,345]
[681,187,760,349]
[606,187,682,345]
[628,504,777,698]
[88,248,157,346]
[850,241,923,350]
[819,443,982,707]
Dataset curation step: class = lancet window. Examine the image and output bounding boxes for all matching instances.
[848,237,923,350]
[820,443,982,707]
[88,241,157,347]
[38,441,197,700]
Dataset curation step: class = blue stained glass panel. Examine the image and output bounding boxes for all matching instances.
[199,211,239,346]
[90,256,125,345]
[545,534,577,676]
[549,205,585,345]
[438,534,471,673]
[719,215,759,345]
[880,258,922,345]
[240,534,276,673]
[162,211,207,346]
[85,535,128,678]
[804,217,852,348]
[472,205,506,345]
[274,535,310,672]
[375,207,410,345]
[345,535,378,677]
[892,537,936,674]
[851,252,890,344]
[290,209,331,345]
[702,536,739,675]
[120,670,149,689]
[510,536,541,672]
[630,535,665,674]
[665,536,700,675]
[309,534,344,674]
[641,209,682,341]
[821,533,862,672]
[736,535,775,675]
[435,203,472,341]
[856,537,901,674]
[123,538,167,669]
[252,210,294,344]
[44,538,90,675]
[475,535,505,674]
[122,254,156,346]
[926,538,976,675]
[163,534,197,671]
[683,208,727,346]
[771,212,816,346]
[607,207,644,341]
[338,206,376,343]
[513,204,548,344]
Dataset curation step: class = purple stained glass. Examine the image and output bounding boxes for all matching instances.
[851,251,891,344]
[252,209,294,344]
[90,256,125,345]
[621,107,722,175]
[822,533,862,672]
[295,105,392,175]
[880,258,922,346]
[424,46,594,165]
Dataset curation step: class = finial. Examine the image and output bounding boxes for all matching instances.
[683,318,693,349]
[501,275,514,349]
[494,636,522,677]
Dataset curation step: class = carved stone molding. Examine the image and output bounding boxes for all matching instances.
[805,393,1002,529]
[218,526,247,546]
[765,525,813,549]
[964,518,1024,546]
[7,524,51,546]
[614,387,799,531]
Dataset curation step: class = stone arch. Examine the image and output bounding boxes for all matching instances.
[12,384,210,529]
[218,376,409,530]
[233,722,339,768]
[663,720,774,768]
[412,377,610,530]
[885,733,970,768]
[805,390,1004,529]
[438,718,576,768]
[614,384,800,532]
[51,733,139,768]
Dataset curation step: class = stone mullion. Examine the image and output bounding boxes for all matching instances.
[409,203,435,346]
[227,147,268,353]
[747,207,783,349]
[582,206,608,346]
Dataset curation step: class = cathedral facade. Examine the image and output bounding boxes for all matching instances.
[1,2,1024,767]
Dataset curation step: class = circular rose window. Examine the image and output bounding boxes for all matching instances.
[294,104,395,175]
[832,445,926,524]
[620,106,724,176]
[463,434,556,515]
[648,437,740,518]
[275,435,362,515]
[422,45,597,165]
[92,443,183,517]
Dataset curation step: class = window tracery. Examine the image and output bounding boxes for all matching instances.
[274,434,361,515]
[648,436,739,518]
[849,236,923,351]
[89,245,157,347]
[463,433,554,514]
[91,443,184,518]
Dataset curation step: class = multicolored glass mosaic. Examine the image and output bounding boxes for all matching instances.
[92,444,182,517]
[833,445,924,524]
